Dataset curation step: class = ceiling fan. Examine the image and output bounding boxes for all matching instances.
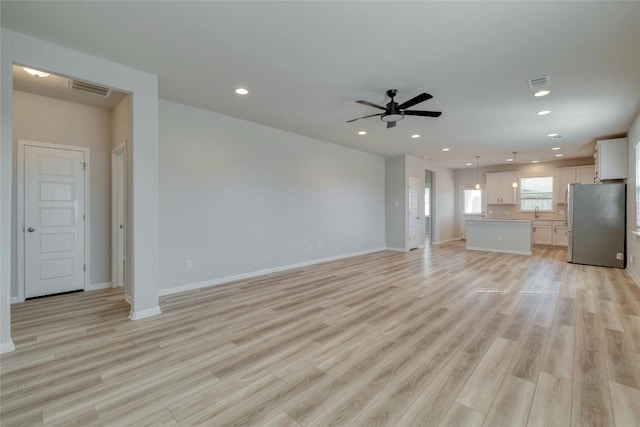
[347,89,442,128]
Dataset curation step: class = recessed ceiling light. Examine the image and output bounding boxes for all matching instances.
[23,67,50,78]
[532,160,540,163]
[534,90,550,97]
[537,110,551,116]
[411,134,420,139]
[552,147,561,151]
[235,88,249,95]
[555,154,563,157]
[547,133,559,137]
[442,148,450,152]
[506,158,514,162]
[466,162,473,166]
[357,131,367,135]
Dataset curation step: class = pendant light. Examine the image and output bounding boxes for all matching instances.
[512,152,518,188]
[475,156,480,189]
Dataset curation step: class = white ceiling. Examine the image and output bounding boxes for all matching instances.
[13,65,127,109]
[2,1,639,169]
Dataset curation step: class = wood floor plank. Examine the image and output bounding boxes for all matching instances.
[1,243,638,426]
[608,381,640,427]
[482,374,536,427]
[527,371,572,427]
[455,337,518,414]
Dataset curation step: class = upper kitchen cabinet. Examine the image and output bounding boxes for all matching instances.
[555,165,595,204]
[486,171,517,204]
[595,138,627,181]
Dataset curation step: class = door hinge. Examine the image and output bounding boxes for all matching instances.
[81,162,87,170]
[83,213,86,220]
[83,264,86,271]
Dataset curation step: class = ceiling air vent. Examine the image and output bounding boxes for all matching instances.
[68,79,112,97]
[527,75,550,89]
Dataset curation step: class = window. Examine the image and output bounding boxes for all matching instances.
[519,176,553,211]
[463,188,483,214]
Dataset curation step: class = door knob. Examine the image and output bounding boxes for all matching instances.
[27,227,35,232]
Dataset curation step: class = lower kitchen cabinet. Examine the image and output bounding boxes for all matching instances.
[532,221,553,246]
[552,221,568,247]
[532,220,568,247]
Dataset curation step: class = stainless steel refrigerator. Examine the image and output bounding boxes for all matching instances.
[566,183,626,268]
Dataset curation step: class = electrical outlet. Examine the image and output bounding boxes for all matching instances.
[307,243,312,250]
[185,260,192,269]
[631,255,636,264]
[616,253,624,260]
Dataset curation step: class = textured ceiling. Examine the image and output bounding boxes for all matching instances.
[3,1,639,168]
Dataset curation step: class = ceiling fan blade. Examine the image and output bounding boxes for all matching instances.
[356,100,387,110]
[346,113,382,123]
[404,110,442,118]
[397,93,433,111]
[387,121,396,129]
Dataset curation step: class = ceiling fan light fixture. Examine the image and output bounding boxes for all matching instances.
[23,67,50,78]
[381,113,404,122]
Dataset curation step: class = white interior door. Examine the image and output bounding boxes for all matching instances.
[408,177,420,249]
[24,145,86,298]
[460,185,485,239]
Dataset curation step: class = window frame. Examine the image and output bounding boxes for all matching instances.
[518,175,554,212]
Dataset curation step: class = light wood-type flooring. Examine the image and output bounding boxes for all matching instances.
[2,242,640,426]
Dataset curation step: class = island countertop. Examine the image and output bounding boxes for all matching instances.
[465,219,532,255]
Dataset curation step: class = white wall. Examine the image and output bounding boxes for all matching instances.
[406,155,457,244]
[158,99,386,291]
[385,155,457,250]
[2,29,159,352]
[385,156,406,250]
[12,91,113,294]
[626,113,640,283]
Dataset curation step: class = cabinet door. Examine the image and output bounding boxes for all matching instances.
[486,171,517,204]
[556,168,576,204]
[553,222,568,246]
[597,138,627,180]
[500,172,517,204]
[532,224,553,245]
[485,173,502,204]
[576,166,595,184]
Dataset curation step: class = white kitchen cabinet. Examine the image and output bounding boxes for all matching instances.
[532,221,553,246]
[486,171,517,204]
[552,221,568,247]
[576,166,595,184]
[595,138,627,181]
[555,165,596,204]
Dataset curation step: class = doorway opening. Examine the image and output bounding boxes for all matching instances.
[425,170,434,244]
[460,185,485,240]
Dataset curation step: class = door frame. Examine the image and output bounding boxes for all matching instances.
[111,142,128,301]
[408,177,421,250]
[17,140,90,302]
[459,184,485,240]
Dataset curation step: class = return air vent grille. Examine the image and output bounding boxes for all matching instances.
[527,75,550,89]
[68,79,111,97]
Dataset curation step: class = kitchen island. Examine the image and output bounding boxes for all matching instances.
[465,219,532,255]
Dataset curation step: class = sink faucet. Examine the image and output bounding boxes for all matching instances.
[534,206,540,218]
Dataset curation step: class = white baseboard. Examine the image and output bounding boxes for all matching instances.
[159,247,387,297]
[466,246,531,256]
[384,246,408,252]
[0,340,16,354]
[10,297,20,304]
[626,267,640,287]
[129,306,162,320]
[432,237,461,245]
[86,281,112,291]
